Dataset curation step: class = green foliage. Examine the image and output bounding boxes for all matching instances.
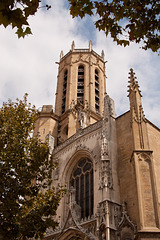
[68,0,160,52]
[1,0,159,51]
[0,0,50,38]
[0,94,65,240]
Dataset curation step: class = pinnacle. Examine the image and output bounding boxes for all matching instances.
[128,68,137,84]
[127,68,142,96]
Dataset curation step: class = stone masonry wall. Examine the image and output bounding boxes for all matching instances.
[116,111,140,228]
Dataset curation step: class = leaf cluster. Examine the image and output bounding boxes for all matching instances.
[0,94,65,240]
[68,0,160,52]
[0,0,50,38]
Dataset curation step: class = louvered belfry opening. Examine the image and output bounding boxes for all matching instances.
[62,70,68,114]
[77,65,84,105]
[95,69,100,113]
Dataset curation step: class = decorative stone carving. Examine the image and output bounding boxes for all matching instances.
[96,201,108,226]
[114,205,121,229]
[99,160,113,189]
[99,224,106,240]
[70,100,77,118]
[131,105,146,124]
[117,201,137,240]
[78,110,88,129]
[96,201,122,240]
[101,137,109,160]
[70,99,91,129]
[64,188,97,239]
[82,221,97,238]
[128,68,146,124]
[75,143,94,157]
[99,95,113,189]
[58,206,97,240]
[137,151,151,162]
[53,119,102,154]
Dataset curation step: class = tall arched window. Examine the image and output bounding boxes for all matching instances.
[77,65,84,104]
[70,158,93,219]
[62,70,68,114]
[95,69,100,113]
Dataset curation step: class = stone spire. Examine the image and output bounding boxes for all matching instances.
[128,68,145,123]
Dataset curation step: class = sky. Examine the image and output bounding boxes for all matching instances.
[0,0,160,128]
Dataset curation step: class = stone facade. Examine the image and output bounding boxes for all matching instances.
[34,43,160,239]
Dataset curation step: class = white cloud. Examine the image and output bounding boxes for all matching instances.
[93,31,160,127]
[0,1,160,128]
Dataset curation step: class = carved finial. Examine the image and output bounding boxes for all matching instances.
[71,41,75,51]
[128,68,145,126]
[122,201,127,214]
[118,201,137,237]
[69,186,76,204]
[60,50,63,60]
[89,40,92,51]
[101,50,105,60]
[128,68,142,97]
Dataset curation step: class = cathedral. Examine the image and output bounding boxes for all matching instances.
[34,42,160,240]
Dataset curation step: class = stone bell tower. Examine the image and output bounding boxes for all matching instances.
[55,41,106,143]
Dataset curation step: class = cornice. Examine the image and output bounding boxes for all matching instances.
[60,49,104,64]
[37,111,59,121]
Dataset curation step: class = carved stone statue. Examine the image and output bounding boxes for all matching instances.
[78,110,87,129]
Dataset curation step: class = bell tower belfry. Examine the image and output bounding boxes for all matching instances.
[55,41,106,143]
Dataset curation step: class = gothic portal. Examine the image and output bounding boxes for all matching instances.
[34,42,160,240]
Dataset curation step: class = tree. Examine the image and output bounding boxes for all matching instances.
[1,0,160,52]
[0,94,65,240]
[68,0,160,52]
[0,0,50,38]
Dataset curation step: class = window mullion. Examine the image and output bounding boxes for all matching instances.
[89,171,91,216]
[84,173,86,218]
[78,173,81,205]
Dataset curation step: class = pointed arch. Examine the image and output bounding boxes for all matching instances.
[62,149,95,183]
[118,202,137,240]
[62,150,94,220]
[70,157,93,219]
